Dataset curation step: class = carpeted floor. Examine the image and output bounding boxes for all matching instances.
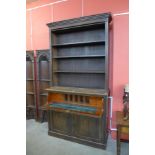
[26,119,129,155]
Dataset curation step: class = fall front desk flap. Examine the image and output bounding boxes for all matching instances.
[46,86,108,116]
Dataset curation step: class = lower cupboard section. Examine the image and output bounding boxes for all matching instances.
[47,110,108,149]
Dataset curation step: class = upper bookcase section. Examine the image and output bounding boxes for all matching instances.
[46,13,112,90]
[47,13,112,32]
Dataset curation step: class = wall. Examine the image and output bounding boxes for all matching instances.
[26,0,129,137]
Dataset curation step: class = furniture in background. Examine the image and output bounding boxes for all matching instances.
[36,50,51,122]
[46,13,112,149]
[123,84,129,120]
[26,51,36,119]
[116,111,129,155]
[26,50,50,121]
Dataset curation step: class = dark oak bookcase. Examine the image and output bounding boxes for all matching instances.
[26,51,36,119]
[46,13,112,149]
[26,50,51,121]
[36,50,51,122]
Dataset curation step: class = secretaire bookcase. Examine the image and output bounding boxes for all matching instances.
[46,13,112,149]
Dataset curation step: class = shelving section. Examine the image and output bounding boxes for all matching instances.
[50,24,108,89]
[36,50,51,122]
[47,13,112,149]
[26,51,36,119]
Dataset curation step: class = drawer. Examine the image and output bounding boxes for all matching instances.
[48,93,103,107]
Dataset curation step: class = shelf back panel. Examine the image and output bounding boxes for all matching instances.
[54,28,105,44]
[56,73,105,89]
[54,45,105,57]
[26,94,35,106]
[39,95,47,107]
[39,81,50,94]
[26,61,33,79]
[39,61,50,79]
[26,81,34,92]
[56,58,105,72]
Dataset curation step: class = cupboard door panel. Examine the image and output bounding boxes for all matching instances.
[51,111,72,135]
[73,115,100,141]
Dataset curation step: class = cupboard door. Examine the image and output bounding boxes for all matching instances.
[49,110,72,135]
[72,115,100,142]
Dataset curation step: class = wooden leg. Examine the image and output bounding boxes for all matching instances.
[117,125,121,155]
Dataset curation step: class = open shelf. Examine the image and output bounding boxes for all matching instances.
[26,78,34,81]
[26,92,35,95]
[39,79,51,82]
[26,105,36,108]
[40,93,48,96]
[53,55,105,59]
[54,70,105,74]
[52,40,105,47]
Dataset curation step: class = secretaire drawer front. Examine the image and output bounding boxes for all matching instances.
[48,93,103,106]
[49,103,98,114]
[47,93,104,116]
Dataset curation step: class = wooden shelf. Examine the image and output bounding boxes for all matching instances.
[52,40,105,47]
[46,86,107,96]
[53,55,105,59]
[26,105,36,109]
[26,92,35,95]
[40,93,48,96]
[38,79,50,82]
[54,70,105,74]
[26,78,34,81]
